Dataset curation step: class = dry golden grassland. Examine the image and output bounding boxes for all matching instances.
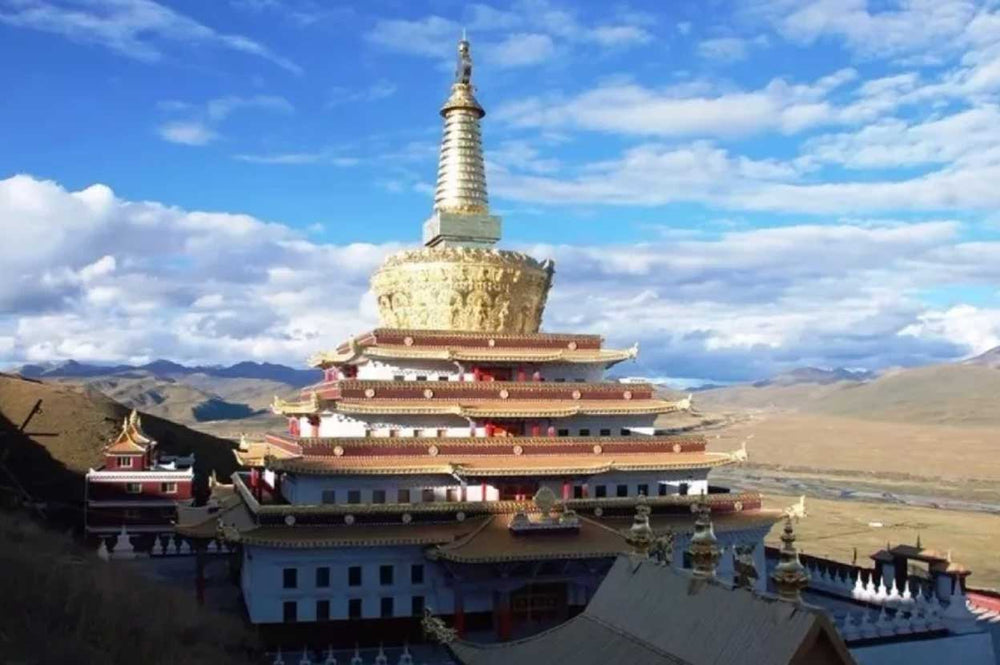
[764,494,1000,590]
[0,510,258,664]
[708,412,1000,482]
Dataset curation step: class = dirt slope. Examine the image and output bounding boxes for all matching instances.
[0,373,239,519]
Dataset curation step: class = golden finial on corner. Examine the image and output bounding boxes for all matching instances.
[626,493,655,557]
[772,516,810,603]
[734,544,759,590]
[688,492,720,579]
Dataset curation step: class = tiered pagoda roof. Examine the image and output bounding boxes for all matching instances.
[258,433,736,477]
[272,379,682,417]
[103,409,154,454]
[308,329,638,368]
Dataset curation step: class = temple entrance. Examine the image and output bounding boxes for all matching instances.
[511,583,568,631]
[498,481,539,501]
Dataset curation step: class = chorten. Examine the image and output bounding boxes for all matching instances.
[370,37,554,334]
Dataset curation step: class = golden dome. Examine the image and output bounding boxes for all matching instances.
[371,246,554,334]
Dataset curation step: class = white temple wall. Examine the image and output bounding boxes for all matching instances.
[278,471,707,506]
[355,359,612,383]
[240,544,476,624]
[311,413,660,438]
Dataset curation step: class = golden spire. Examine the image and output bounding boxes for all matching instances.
[423,35,500,247]
[626,494,655,556]
[771,516,810,602]
[687,492,720,579]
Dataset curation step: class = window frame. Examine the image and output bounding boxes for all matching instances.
[379,564,394,586]
[380,596,394,618]
[315,566,330,588]
[348,566,362,587]
[160,482,177,494]
[283,600,297,623]
[315,599,330,621]
[282,567,298,589]
[125,482,142,494]
[116,456,134,468]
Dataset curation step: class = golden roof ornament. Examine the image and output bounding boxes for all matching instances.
[371,35,557,334]
[771,516,810,602]
[687,492,720,579]
[626,494,655,556]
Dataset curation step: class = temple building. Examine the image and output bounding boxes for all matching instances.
[85,409,194,545]
[178,36,778,645]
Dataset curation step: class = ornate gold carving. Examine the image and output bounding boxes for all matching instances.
[593,444,603,455]
[571,390,582,400]
[344,514,355,525]
[371,247,555,334]
[428,445,440,457]
[364,388,376,398]
[423,388,434,399]
[499,388,509,399]
[404,336,414,346]
[402,513,412,524]
[512,444,523,456]
[672,443,681,453]
[487,338,496,347]
[284,514,296,526]
[456,511,466,522]
[333,445,344,457]
[623,390,633,400]
[568,341,577,350]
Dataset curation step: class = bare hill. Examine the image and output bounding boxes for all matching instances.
[809,364,1000,426]
[0,373,239,518]
[965,345,1000,369]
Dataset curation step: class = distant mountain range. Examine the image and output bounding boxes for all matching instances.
[12,359,316,428]
[16,359,318,387]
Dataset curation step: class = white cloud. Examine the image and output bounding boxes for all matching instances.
[157,120,218,146]
[365,16,459,57]
[482,32,555,67]
[156,95,293,146]
[899,305,1000,355]
[0,0,302,74]
[495,69,863,138]
[754,0,979,62]
[697,35,768,62]
[2,175,997,380]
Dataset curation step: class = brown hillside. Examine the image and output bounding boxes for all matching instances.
[0,510,257,664]
[0,373,239,521]
[810,364,1000,426]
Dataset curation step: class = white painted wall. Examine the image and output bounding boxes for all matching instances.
[241,544,476,624]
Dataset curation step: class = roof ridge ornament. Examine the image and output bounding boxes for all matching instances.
[772,516,810,603]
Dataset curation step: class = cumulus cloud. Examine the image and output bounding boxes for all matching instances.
[0,174,392,366]
[0,0,302,73]
[2,175,997,381]
[494,68,867,138]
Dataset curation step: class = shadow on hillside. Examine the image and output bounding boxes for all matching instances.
[0,405,241,529]
[0,411,86,528]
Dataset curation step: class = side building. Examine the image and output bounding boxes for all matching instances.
[86,409,194,548]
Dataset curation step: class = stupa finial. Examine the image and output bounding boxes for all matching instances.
[772,516,810,602]
[688,492,720,579]
[422,35,498,246]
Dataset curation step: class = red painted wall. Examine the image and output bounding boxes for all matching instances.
[88,479,193,501]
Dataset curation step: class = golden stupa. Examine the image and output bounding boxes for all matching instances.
[371,37,555,334]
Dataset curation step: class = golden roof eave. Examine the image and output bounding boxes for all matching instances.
[269,452,736,476]
[308,344,638,368]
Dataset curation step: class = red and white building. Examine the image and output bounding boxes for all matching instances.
[85,409,194,539]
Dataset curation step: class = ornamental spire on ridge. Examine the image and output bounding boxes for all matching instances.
[422,35,502,248]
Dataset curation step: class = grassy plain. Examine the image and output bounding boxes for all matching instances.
[763,493,1000,590]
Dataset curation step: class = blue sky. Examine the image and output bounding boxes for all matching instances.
[2,0,1000,382]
